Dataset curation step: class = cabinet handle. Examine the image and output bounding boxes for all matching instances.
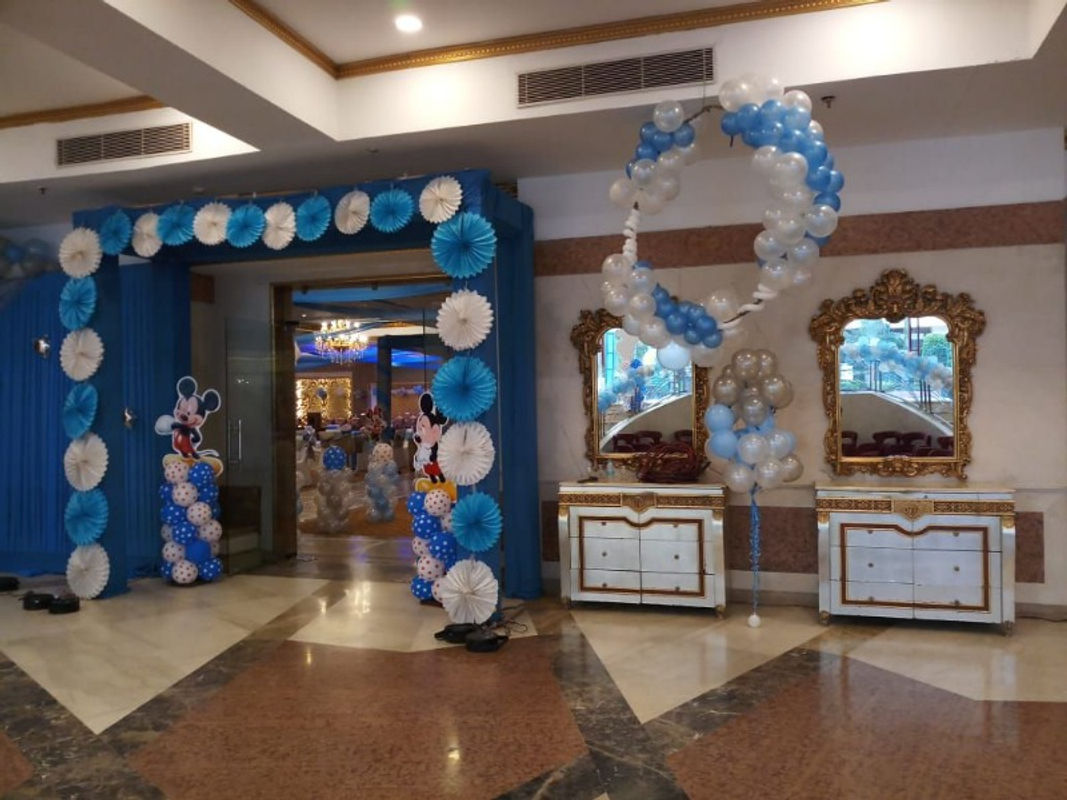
[673,523,679,528]
[953,599,961,607]
[673,554,680,560]
[674,585,681,592]
[953,565,960,572]
[867,596,874,602]
[602,551,608,557]
[953,531,960,537]
[868,562,874,569]
[600,521,606,526]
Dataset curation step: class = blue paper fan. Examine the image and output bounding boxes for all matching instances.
[430,212,497,279]
[451,492,502,553]
[157,204,196,246]
[369,188,414,233]
[431,356,497,422]
[59,277,97,330]
[227,203,266,248]
[98,210,132,255]
[296,195,331,241]
[62,383,98,439]
[65,489,108,545]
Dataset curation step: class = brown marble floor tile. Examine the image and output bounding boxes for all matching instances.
[130,637,587,800]
[668,656,1067,800]
[0,729,33,796]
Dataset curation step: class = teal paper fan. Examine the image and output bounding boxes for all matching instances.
[430,212,497,279]
[62,383,98,439]
[369,189,414,233]
[59,277,97,330]
[431,355,496,422]
[296,195,331,241]
[157,204,195,246]
[65,489,109,546]
[98,210,132,255]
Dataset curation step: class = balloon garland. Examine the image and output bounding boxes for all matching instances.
[601,74,845,369]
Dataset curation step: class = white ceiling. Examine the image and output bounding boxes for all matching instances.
[0,22,139,116]
[255,0,740,63]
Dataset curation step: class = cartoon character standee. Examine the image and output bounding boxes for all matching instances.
[412,392,447,484]
[155,376,223,473]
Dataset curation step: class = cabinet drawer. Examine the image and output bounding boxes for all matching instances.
[641,520,701,542]
[842,525,912,549]
[913,526,993,552]
[838,579,914,606]
[640,538,700,573]
[913,549,986,587]
[913,583,987,608]
[579,568,641,592]
[641,571,703,595]
[836,546,913,584]
[578,517,638,539]
[578,537,640,571]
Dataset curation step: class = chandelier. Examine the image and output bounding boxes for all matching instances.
[314,320,369,364]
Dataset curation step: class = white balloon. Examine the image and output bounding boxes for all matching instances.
[652,171,681,201]
[604,286,630,315]
[754,231,786,261]
[805,204,839,237]
[602,253,632,285]
[629,292,656,320]
[738,73,766,105]
[760,75,784,101]
[788,238,820,268]
[774,186,815,211]
[782,89,812,112]
[609,177,637,209]
[751,146,779,177]
[635,189,666,215]
[629,267,655,295]
[653,100,685,132]
[768,213,806,244]
[704,288,740,321]
[780,453,804,482]
[640,317,671,348]
[808,120,825,139]
[755,458,784,489]
[631,158,657,187]
[769,152,809,189]
[677,141,702,164]
[723,461,756,493]
[657,341,691,371]
[760,259,796,291]
[718,79,749,112]
[792,265,814,288]
[622,313,643,336]
[737,433,769,466]
[766,429,794,460]
[657,147,686,176]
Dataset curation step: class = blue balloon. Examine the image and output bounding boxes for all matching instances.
[758,99,785,124]
[598,390,615,413]
[612,379,632,394]
[655,299,675,319]
[694,314,717,336]
[735,103,760,132]
[651,284,669,301]
[635,143,658,161]
[672,122,695,147]
[172,521,197,545]
[823,154,835,170]
[741,128,761,148]
[406,492,427,515]
[639,121,658,144]
[185,538,211,566]
[635,260,652,271]
[710,429,739,459]
[808,233,831,247]
[800,139,828,169]
[814,192,841,211]
[651,129,673,153]
[684,329,702,345]
[782,106,812,131]
[702,331,723,349]
[683,301,704,321]
[188,461,215,488]
[757,415,777,434]
[720,112,741,137]
[665,313,687,335]
[755,123,783,147]
[827,170,845,192]
[704,404,735,431]
[160,562,174,580]
[807,166,832,192]
[777,129,805,153]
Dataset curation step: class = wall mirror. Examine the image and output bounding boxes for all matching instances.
[809,269,985,478]
[572,309,709,471]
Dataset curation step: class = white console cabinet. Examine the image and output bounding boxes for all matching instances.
[558,482,726,612]
[816,485,1015,632]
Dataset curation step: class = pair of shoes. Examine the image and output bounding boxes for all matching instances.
[22,592,53,610]
[434,623,480,643]
[464,629,508,652]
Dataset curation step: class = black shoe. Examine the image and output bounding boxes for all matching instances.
[434,623,480,644]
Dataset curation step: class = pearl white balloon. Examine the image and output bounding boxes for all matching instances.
[604,286,630,315]
[782,89,813,112]
[780,453,804,482]
[737,433,769,466]
[652,171,681,201]
[640,317,671,348]
[718,78,749,112]
[653,100,685,132]
[622,313,643,336]
[769,213,806,245]
[788,238,820,268]
[754,231,786,261]
[766,429,794,460]
[769,152,809,189]
[792,265,814,288]
[760,259,796,291]
[657,147,686,175]
[629,292,656,320]
[723,461,756,493]
[774,186,815,211]
[635,189,666,215]
[602,253,632,286]
[805,204,839,237]
[712,374,741,406]
[629,267,655,296]
[704,288,740,321]
[657,341,691,371]
[740,394,768,426]
[759,75,784,101]
[756,350,778,379]
[808,120,825,139]
[751,146,779,177]
[755,457,784,489]
[630,158,657,187]
[678,141,702,164]
[609,177,638,209]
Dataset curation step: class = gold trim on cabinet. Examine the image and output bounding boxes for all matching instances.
[809,269,986,480]
[559,492,724,510]
[0,96,164,131]
[817,497,1014,517]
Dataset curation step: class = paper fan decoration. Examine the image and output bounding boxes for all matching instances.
[296,195,331,241]
[64,433,109,491]
[62,383,98,439]
[59,328,104,381]
[437,289,493,351]
[437,422,495,486]
[99,210,132,255]
[451,492,502,553]
[432,356,496,422]
[65,489,108,545]
[59,227,102,278]
[67,543,110,599]
[263,202,296,250]
[227,203,266,248]
[419,175,463,223]
[439,557,498,624]
[59,277,97,330]
[132,212,162,258]
[194,202,232,245]
[334,190,370,235]
[431,212,496,279]
[369,188,414,233]
[157,203,196,246]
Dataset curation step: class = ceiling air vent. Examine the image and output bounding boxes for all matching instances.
[56,122,192,167]
[518,47,712,106]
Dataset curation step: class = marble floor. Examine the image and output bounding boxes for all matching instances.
[1,548,1065,799]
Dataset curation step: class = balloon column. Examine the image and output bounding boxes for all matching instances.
[363,442,401,522]
[159,460,224,584]
[704,349,803,626]
[602,75,844,370]
[408,486,457,603]
[598,358,651,414]
[315,445,355,533]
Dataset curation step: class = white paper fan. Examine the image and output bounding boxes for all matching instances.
[59,328,104,381]
[193,202,232,245]
[263,202,296,250]
[58,227,102,278]
[67,543,110,599]
[419,176,463,223]
[64,433,109,491]
[437,422,495,486]
[132,212,162,258]
[438,557,498,624]
[334,190,370,235]
[437,290,493,351]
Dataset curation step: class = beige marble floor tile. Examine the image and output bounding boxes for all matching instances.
[846,619,1067,702]
[288,580,537,652]
[572,605,825,722]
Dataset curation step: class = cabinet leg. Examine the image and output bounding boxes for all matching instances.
[1000,620,1014,637]
[715,604,725,618]
[819,610,831,626]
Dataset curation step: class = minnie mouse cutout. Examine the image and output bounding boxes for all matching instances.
[413,392,447,483]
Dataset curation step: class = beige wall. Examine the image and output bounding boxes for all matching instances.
[535,243,1067,606]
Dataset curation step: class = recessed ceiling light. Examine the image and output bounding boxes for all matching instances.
[395,13,422,33]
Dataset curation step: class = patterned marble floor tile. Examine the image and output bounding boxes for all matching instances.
[0,728,33,797]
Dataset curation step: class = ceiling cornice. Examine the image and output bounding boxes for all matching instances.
[0,95,164,131]
[233,0,886,79]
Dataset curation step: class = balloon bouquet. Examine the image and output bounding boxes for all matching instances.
[362,442,402,522]
[315,445,355,534]
[704,348,802,626]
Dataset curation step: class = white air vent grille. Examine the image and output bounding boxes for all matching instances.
[57,123,192,166]
[518,48,712,106]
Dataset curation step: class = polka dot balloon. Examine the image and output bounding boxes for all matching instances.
[406,492,427,516]
[162,541,185,563]
[198,519,223,543]
[171,482,198,508]
[164,460,189,485]
[412,513,442,539]
[197,482,219,503]
[161,503,185,526]
[172,559,198,585]
[187,461,215,488]
[209,540,220,557]
[431,578,444,604]
[423,489,452,518]
[160,524,173,541]
[417,555,446,581]
[412,536,429,559]
[160,562,174,580]
[186,501,212,526]
[200,557,223,581]
[441,511,453,533]
[323,445,347,471]
[172,521,197,545]
[410,576,434,600]
[158,482,172,502]
[428,530,456,564]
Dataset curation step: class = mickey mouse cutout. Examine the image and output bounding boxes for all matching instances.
[413,392,447,484]
[155,376,223,474]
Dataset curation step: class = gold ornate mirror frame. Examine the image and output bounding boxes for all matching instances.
[572,308,710,471]
[809,269,985,479]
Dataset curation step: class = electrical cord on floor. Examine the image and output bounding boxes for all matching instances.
[490,604,528,635]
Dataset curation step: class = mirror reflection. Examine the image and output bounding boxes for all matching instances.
[838,316,955,458]
[596,327,694,454]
